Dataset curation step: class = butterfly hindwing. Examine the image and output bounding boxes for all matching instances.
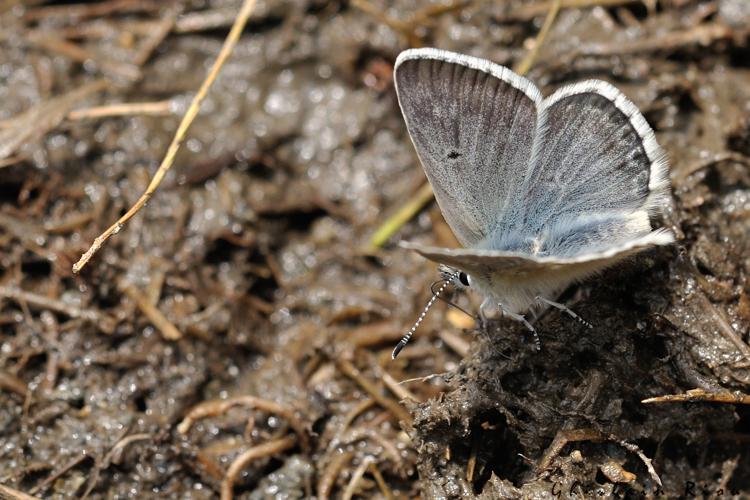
[498,81,670,247]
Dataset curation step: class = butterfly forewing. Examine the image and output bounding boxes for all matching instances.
[394,49,541,247]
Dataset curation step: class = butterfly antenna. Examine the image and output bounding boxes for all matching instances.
[431,279,474,319]
[392,273,458,360]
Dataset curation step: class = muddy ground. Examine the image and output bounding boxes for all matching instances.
[1,0,750,498]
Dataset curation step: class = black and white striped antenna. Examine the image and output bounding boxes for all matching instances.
[392,271,459,359]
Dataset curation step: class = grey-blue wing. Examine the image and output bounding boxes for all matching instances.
[394,48,541,247]
[495,81,670,251]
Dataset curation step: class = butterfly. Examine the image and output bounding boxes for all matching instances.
[391,48,674,358]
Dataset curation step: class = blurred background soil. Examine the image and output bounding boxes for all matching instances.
[1,0,750,498]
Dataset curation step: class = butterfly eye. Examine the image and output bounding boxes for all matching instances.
[458,271,470,287]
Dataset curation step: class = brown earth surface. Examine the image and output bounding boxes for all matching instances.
[1,0,750,498]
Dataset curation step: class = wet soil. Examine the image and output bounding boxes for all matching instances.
[1,0,750,498]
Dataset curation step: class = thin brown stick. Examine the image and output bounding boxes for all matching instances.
[350,0,420,47]
[335,358,413,426]
[368,178,434,249]
[466,434,479,482]
[513,0,562,75]
[409,0,474,25]
[368,462,394,500]
[220,436,296,500]
[438,329,471,357]
[331,427,402,464]
[0,285,115,334]
[348,320,404,348]
[507,0,640,21]
[695,291,750,361]
[29,453,93,495]
[576,23,732,58]
[72,0,258,274]
[80,426,130,500]
[132,8,178,66]
[67,100,173,121]
[717,456,739,495]
[0,484,43,500]
[22,0,154,21]
[317,451,353,500]
[342,456,375,500]
[121,283,182,341]
[177,395,309,450]
[174,8,238,33]
[0,155,26,168]
[616,438,662,487]
[29,7,242,40]
[25,33,141,81]
[0,79,107,160]
[0,371,29,398]
[536,428,606,473]
[102,433,151,466]
[676,152,750,183]
[642,388,750,405]
[397,372,447,385]
[340,398,377,434]
[45,211,96,234]
[378,368,421,403]
[194,450,226,481]
[536,429,662,486]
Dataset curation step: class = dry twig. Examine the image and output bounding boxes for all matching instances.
[340,398,377,434]
[317,451,354,500]
[220,436,296,500]
[0,371,29,398]
[67,100,173,121]
[25,33,141,81]
[73,0,258,273]
[335,358,413,425]
[121,283,182,341]
[575,23,733,58]
[132,7,178,66]
[22,0,155,21]
[409,0,473,25]
[536,429,662,487]
[642,388,750,405]
[368,462,394,500]
[350,0,421,47]
[513,0,562,75]
[0,484,43,500]
[102,433,151,466]
[438,329,471,357]
[368,181,434,249]
[29,453,93,495]
[506,0,642,21]
[676,152,750,183]
[177,395,309,450]
[466,432,480,482]
[695,291,750,361]
[0,285,115,334]
[342,456,375,500]
[378,368,421,403]
[0,80,107,160]
[330,427,402,464]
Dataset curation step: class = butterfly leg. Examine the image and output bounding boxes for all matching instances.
[535,296,593,329]
[499,304,541,351]
[477,297,500,330]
